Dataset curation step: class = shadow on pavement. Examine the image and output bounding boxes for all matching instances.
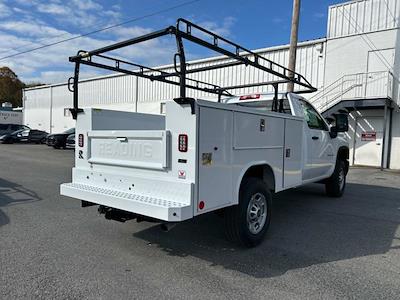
[0,178,42,227]
[134,182,400,278]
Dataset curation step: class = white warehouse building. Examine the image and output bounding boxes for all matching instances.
[23,0,400,170]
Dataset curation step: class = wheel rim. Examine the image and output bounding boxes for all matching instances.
[338,168,345,190]
[246,192,268,235]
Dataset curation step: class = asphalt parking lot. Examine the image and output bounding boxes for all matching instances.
[1,144,400,299]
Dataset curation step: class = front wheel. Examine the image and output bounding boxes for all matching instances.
[325,160,346,197]
[224,178,272,247]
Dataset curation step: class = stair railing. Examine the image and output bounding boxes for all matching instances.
[310,71,393,113]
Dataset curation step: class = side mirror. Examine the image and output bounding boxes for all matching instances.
[334,113,349,132]
[330,113,348,138]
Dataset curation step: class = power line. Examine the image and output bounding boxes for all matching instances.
[0,0,201,61]
[0,30,74,56]
[0,0,200,56]
[382,0,397,24]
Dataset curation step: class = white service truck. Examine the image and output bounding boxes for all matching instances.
[60,19,349,247]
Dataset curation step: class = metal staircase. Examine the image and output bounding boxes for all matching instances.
[310,71,394,118]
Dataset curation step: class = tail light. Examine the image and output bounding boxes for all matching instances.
[178,134,188,152]
[78,134,84,147]
[239,94,260,100]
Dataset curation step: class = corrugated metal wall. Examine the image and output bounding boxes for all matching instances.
[23,39,325,133]
[23,87,51,132]
[328,0,399,39]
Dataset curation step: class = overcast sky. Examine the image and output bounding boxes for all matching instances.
[0,0,344,84]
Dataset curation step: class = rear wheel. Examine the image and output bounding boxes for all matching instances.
[224,178,272,247]
[325,160,346,197]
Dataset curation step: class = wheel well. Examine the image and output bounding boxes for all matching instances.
[338,146,349,161]
[338,146,350,174]
[241,164,275,192]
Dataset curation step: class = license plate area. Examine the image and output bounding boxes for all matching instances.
[87,130,170,170]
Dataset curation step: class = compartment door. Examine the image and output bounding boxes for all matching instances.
[197,107,233,214]
[283,119,303,188]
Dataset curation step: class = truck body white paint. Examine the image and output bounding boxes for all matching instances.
[61,94,349,222]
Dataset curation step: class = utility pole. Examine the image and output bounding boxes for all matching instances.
[287,0,301,93]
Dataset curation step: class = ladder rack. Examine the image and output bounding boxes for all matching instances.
[69,18,317,119]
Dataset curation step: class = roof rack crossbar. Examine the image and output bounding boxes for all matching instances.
[215,80,290,92]
[153,60,243,80]
[94,53,169,76]
[69,27,175,62]
[77,59,232,96]
[89,52,230,95]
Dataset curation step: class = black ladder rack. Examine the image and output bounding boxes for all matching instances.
[69,18,317,119]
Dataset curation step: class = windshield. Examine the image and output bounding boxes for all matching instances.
[63,128,75,134]
[10,129,24,135]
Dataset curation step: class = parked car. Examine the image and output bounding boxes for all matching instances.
[66,134,75,149]
[0,129,24,144]
[0,129,48,144]
[21,129,48,143]
[0,124,30,136]
[46,128,75,149]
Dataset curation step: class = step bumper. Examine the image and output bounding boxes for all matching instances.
[60,182,193,222]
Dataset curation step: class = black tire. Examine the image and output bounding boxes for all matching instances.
[224,178,272,247]
[325,160,346,197]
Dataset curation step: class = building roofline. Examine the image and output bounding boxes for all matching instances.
[328,0,365,9]
[23,37,326,91]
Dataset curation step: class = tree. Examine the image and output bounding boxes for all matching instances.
[0,67,44,107]
[0,67,25,107]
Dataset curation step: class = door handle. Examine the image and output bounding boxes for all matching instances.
[312,136,319,140]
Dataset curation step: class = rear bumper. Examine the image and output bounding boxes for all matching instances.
[60,182,193,222]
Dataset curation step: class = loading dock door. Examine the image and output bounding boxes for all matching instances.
[354,116,383,167]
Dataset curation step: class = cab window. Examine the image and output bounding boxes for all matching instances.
[300,100,328,131]
[237,99,293,115]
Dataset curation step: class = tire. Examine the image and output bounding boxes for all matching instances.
[325,160,346,197]
[224,178,272,247]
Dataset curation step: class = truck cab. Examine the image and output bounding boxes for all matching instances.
[222,92,349,185]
